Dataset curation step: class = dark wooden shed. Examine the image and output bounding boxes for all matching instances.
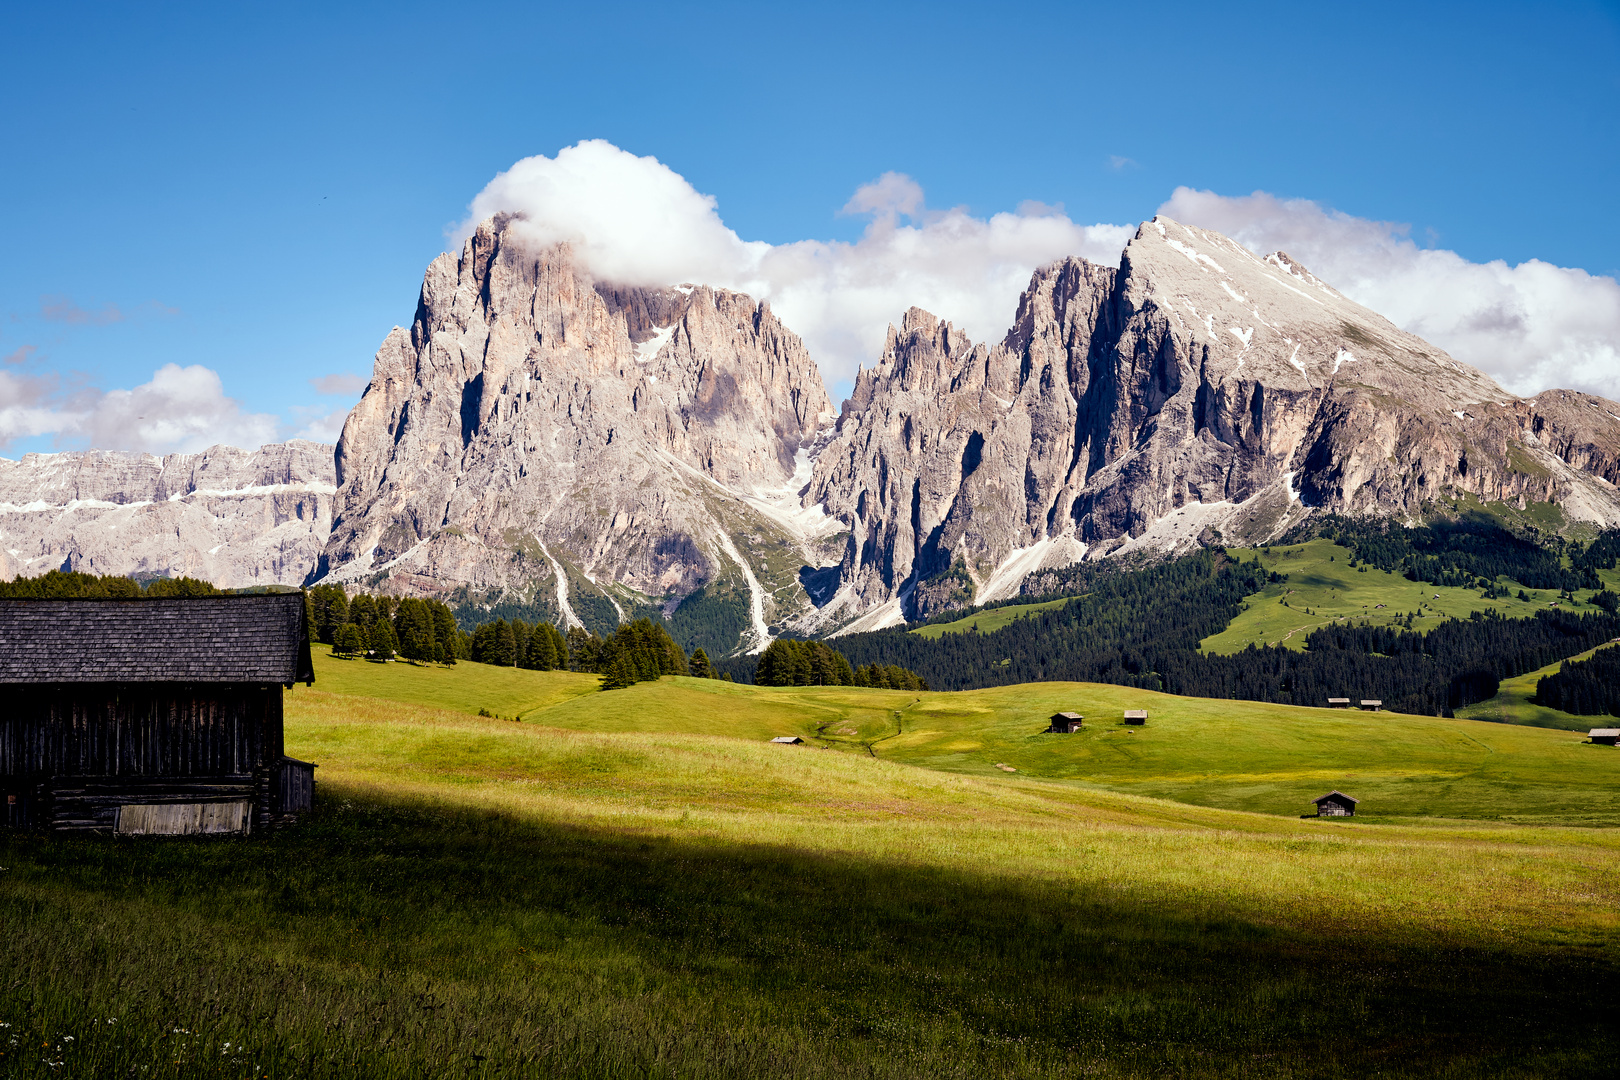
[1359,699,1383,711]
[0,594,316,834]
[1123,710,1148,725]
[1589,728,1620,747]
[1312,791,1359,817]
[1327,698,1351,708]
[1047,712,1084,733]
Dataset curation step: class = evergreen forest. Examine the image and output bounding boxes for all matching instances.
[0,569,224,598]
[809,544,1620,716]
[1535,646,1620,717]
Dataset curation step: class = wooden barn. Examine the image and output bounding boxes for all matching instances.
[1123,710,1148,725]
[1589,729,1620,746]
[1312,791,1359,817]
[1358,699,1383,712]
[1327,697,1351,708]
[0,595,316,834]
[769,735,804,745]
[1047,712,1084,733]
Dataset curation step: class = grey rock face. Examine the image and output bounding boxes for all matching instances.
[809,217,1620,627]
[319,215,841,644]
[0,441,335,587]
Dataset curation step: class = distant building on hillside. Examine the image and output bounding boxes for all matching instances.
[1359,699,1383,711]
[1589,729,1620,746]
[1123,710,1148,725]
[0,595,316,834]
[1312,791,1359,817]
[1047,712,1083,733]
[1327,698,1351,708]
[769,736,803,745]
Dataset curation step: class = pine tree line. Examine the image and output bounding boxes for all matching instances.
[0,569,224,598]
[308,585,465,664]
[751,639,927,689]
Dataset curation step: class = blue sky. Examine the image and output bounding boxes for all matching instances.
[2,1,1617,456]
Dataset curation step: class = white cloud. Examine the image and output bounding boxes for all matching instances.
[459,141,1133,388]
[0,369,71,446]
[1159,187,1620,400]
[311,373,367,396]
[0,363,279,455]
[77,364,279,454]
[461,140,766,290]
[291,406,351,443]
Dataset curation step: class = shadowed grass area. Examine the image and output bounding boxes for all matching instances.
[3,689,1618,1077]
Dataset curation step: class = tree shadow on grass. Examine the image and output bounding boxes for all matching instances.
[1,791,1616,1079]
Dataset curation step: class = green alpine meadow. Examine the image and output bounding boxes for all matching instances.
[3,645,1618,1078]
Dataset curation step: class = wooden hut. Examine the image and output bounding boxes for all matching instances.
[1047,712,1084,733]
[769,736,803,745]
[1327,697,1351,708]
[1358,699,1383,711]
[1588,729,1620,746]
[0,595,316,834]
[1123,710,1148,725]
[1312,791,1359,817]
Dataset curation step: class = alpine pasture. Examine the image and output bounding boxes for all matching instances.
[1,649,1617,1078]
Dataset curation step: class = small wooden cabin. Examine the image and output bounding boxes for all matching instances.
[1327,697,1351,708]
[1312,791,1359,817]
[769,736,803,745]
[0,595,316,834]
[1589,729,1620,746]
[1123,710,1148,725]
[1047,712,1084,733]
[1358,699,1383,712]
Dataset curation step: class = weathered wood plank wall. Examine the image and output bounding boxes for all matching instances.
[0,683,286,830]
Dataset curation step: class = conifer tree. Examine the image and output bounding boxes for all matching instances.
[371,617,399,660]
[334,623,365,657]
[526,627,558,670]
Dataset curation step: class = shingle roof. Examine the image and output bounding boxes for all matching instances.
[0,595,314,684]
[1312,790,1359,804]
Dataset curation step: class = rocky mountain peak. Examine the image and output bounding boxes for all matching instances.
[319,215,840,645]
[806,216,1620,630]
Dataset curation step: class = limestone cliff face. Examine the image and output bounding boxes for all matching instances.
[319,215,840,641]
[0,441,334,587]
[809,217,1620,627]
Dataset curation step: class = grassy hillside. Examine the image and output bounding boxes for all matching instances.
[310,649,1620,826]
[311,648,599,717]
[910,595,1072,638]
[6,673,1618,1077]
[1456,641,1620,731]
[1201,537,1619,653]
[495,673,1620,826]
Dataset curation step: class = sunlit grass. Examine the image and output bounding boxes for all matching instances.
[1200,538,1617,653]
[910,595,1074,638]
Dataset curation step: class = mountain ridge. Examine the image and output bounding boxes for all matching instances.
[5,214,1617,654]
